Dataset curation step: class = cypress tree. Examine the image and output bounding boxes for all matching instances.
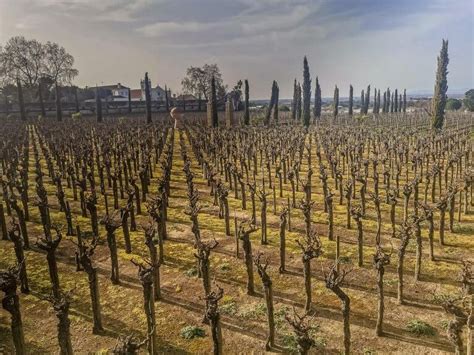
[211,76,218,127]
[17,77,26,121]
[394,89,398,112]
[264,82,274,126]
[144,72,152,124]
[403,89,407,113]
[296,83,302,121]
[372,88,377,114]
[127,88,132,114]
[399,94,402,112]
[382,91,387,113]
[292,79,297,120]
[273,81,279,123]
[348,85,353,116]
[360,90,365,114]
[164,85,170,113]
[386,88,391,113]
[364,85,370,114]
[302,56,312,127]
[95,86,102,123]
[244,79,250,125]
[377,90,381,114]
[314,77,322,119]
[333,85,339,118]
[390,92,394,113]
[432,40,449,130]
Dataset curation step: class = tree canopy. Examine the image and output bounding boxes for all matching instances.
[463,89,474,111]
[181,64,226,101]
[1,37,77,86]
[445,98,462,111]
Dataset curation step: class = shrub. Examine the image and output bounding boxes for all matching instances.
[279,105,290,112]
[220,301,237,315]
[282,331,325,353]
[445,98,462,111]
[180,325,205,339]
[220,295,237,315]
[71,112,82,119]
[184,266,198,277]
[406,319,435,336]
[238,302,267,319]
[281,333,299,353]
[275,305,291,327]
[463,89,474,111]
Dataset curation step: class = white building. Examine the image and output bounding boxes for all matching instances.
[140,79,168,101]
[111,83,130,98]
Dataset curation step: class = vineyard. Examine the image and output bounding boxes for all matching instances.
[0,110,473,354]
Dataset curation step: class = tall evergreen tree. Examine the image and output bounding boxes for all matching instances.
[403,89,407,113]
[382,91,387,113]
[372,88,377,114]
[244,79,250,125]
[394,89,398,112]
[432,39,449,130]
[333,85,339,118]
[360,90,365,114]
[273,81,279,123]
[314,77,322,119]
[95,86,102,123]
[211,76,218,127]
[302,56,312,127]
[348,85,353,116]
[364,85,370,114]
[292,79,297,120]
[390,94,394,113]
[296,83,302,121]
[164,85,170,113]
[387,88,391,113]
[127,88,132,114]
[264,81,276,126]
[144,72,152,124]
[377,89,381,114]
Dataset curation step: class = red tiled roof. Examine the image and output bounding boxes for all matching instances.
[130,89,142,99]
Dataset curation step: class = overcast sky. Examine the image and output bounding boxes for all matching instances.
[0,0,472,98]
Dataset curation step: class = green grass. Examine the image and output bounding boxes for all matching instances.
[180,325,206,339]
[237,302,267,320]
[406,319,436,336]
